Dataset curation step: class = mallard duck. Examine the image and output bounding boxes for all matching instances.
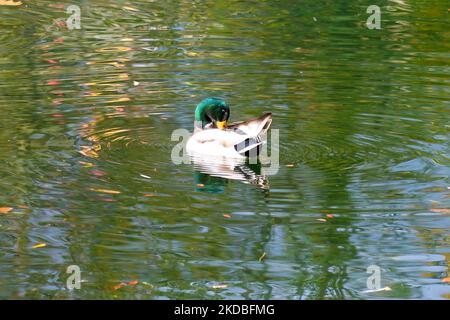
[186,98,272,158]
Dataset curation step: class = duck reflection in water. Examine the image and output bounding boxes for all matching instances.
[192,155,269,193]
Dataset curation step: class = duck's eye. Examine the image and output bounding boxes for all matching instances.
[219,108,228,119]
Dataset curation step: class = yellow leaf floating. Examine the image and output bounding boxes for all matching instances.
[95,47,132,53]
[79,145,100,158]
[0,207,13,214]
[0,0,22,6]
[32,243,47,249]
[185,51,199,57]
[258,252,267,262]
[123,6,139,12]
[90,188,121,194]
[78,161,94,168]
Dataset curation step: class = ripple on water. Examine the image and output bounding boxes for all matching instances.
[0,0,449,300]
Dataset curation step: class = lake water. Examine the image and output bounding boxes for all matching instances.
[0,0,449,299]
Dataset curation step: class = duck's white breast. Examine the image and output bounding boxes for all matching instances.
[186,129,246,158]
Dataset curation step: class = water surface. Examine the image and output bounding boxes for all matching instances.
[0,0,449,299]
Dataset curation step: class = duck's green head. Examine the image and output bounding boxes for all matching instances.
[194,98,230,130]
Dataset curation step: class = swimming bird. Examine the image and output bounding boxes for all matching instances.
[186,98,272,158]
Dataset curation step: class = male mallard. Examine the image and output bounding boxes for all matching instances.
[186,98,272,158]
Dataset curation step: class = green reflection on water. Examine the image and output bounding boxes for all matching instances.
[0,0,449,299]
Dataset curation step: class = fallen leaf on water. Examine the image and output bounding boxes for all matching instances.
[32,243,47,249]
[47,80,60,86]
[223,214,231,218]
[113,280,138,290]
[90,170,106,177]
[48,3,65,9]
[113,282,127,290]
[185,51,199,57]
[430,208,450,214]
[141,282,153,288]
[123,6,139,12]
[258,252,267,262]
[52,98,64,105]
[110,62,125,68]
[45,59,59,64]
[143,193,155,197]
[0,207,13,214]
[196,183,205,187]
[317,218,327,222]
[0,0,22,6]
[54,20,66,28]
[211,284,227,289]
[89,188,121,194]
[442,277,450,283]
[78,161,94,168]
[326,214,334,218]
[286,164,295,167]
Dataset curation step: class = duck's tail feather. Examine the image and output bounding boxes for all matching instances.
[228,112,272,137]
[256,112,273,137]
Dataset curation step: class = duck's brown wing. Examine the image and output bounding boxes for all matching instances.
[227,112,272,137]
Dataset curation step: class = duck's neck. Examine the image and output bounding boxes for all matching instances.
[194,103,211,131]
[194,120,204,132]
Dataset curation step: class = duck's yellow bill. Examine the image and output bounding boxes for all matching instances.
[216,121,227,129]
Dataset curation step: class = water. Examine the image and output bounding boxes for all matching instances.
[0,0,449,299]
